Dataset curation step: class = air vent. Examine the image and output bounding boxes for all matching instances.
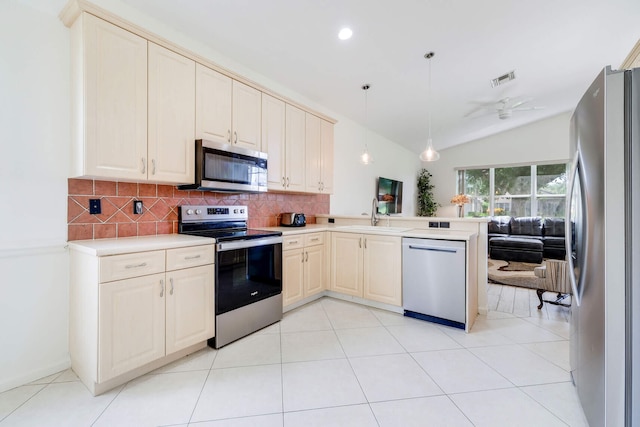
[490,70,516,88]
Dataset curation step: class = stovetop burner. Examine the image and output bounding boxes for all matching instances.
[177,205,281,242]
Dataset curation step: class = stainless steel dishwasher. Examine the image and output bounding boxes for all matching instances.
[402,238,466,329]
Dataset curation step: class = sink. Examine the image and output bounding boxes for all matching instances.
[336,225,413,233]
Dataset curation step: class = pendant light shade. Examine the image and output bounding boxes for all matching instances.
[360,84,374,165]
[420,52,440,162]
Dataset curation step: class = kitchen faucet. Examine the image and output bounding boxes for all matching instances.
[371,198,379,226]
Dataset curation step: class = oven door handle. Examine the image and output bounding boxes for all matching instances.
[217,236,283,252]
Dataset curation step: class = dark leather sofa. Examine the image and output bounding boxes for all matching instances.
[488,216,566,263]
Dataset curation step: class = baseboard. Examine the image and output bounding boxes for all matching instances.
[0,358,71,393]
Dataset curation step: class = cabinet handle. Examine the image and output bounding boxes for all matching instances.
[318,181,322,191]
[141,158,146,174]
[288,240,299,245]
[305,251,309,262]
[282,177,286,187]
[364,238,367,249]
[234,131,238,144]
[152,159,156,175]
[125,262,147,269]
[184,255,201,260]
[310,238,319,242]
[359,238,362,248]
[169,277,174,295]
[227,129,231,143]
[301,252,304,263]
[286,177,290,188]
[160,279,164,297]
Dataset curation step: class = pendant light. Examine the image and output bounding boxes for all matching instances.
[360,84,374,165]
[419,52,440,162]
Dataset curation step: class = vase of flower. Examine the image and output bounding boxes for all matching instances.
[450,194,470,218]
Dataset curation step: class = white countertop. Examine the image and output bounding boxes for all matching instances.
[256,224,477,241]
[68,234,214,256]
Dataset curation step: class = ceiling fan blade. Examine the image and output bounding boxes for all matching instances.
[513,106,545,112]
[509,98,533,109]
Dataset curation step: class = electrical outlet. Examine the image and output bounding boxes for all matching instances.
[328,218,335,223]
[428,221,439,228]
[439,221,450,228]
[133,200,143,215]
[89,199,101,215]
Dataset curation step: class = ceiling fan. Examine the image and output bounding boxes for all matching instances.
[465,97,545,120]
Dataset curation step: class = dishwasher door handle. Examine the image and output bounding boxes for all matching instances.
[407,245,458,254]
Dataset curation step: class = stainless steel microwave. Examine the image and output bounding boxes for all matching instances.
[178,139,268,193]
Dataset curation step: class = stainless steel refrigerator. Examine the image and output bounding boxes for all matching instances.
[568,65,640,426]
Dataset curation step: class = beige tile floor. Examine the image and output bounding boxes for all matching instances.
[0,291,587,426]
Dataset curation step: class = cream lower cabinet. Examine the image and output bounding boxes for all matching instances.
[70,243,214,395]
[330,232,402,306]
[282,233,326,307]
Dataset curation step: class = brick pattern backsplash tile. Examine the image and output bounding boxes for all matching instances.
[67,178,330,241]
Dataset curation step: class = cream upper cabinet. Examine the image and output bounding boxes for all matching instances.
[70,13,148,181]
[165,264,215,354]
[284,104,306,192]
[98,273,166,382]
[320,119,334,194]
[195,64,232,144]
[305,113,322,193]
[363,235,402,306]
[305,114,334,194]
[262,94,287,190]
[148,43,195,184]
[330,232,402,306]
[232,81,262,150]
[330,232,364,297]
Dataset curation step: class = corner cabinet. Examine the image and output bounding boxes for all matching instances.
[330,232,402,306]
[69,242,214,395]
[282,232,326,308]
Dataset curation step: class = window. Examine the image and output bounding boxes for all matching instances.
[457,163,568,218]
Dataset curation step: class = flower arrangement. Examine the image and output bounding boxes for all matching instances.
[450,194,470,206]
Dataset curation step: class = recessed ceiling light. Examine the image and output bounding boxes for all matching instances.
[338,27,353,40]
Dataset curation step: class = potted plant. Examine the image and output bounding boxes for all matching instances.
[417,168,439,216]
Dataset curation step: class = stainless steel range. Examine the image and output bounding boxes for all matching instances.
[178,205,282,348]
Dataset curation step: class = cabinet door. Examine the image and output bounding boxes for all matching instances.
[262,94,286,190]
[148,42,195,184]
[305,244,325,297]
[81,13,147,180]
[330,233,363,297]
[166,265,214,354]
[98,273,165,382]
[363,235,402,306]
[196,64,232,144]
[285,104,306,192]
[232,80,262,150]
[305,113,322,193]
[283,249,305,307]
[320,119,334,194]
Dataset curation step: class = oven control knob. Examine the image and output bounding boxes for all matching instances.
[186,209,194,215]
[240,209,245,214]
[195,209,202,215]
[234,209,238,214]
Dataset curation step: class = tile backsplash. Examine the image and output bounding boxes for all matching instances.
[68,179,329,241]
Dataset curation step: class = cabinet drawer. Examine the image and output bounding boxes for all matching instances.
[100,251,165,283]
[166,245,215,271]
[304,232,324,247]
[283,235,304,250]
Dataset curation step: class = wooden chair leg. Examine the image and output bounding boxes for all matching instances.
[537,289,545,310]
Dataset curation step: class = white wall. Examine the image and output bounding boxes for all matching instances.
[0,1,71,391]
[425,113,573,217]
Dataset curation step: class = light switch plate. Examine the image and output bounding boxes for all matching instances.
[133,200,143,215]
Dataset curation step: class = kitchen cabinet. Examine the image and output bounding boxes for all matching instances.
[282,232,326,307]
[69,241,214,395]
[305,114,334,194]
[148,43,195,183]
[264,99,306,192]
[69,12,148,181]
[70,13,195,184]
[196,64,261,151]
[330,232,402,306]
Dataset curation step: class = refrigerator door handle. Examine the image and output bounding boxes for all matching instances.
[567,150,587,306]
